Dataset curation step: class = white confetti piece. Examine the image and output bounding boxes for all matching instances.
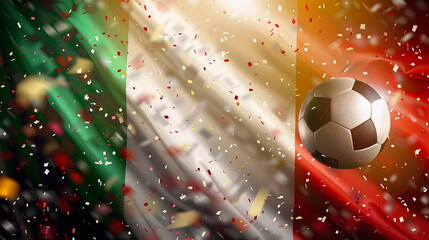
[415,148,421,156]
[393,64,399,72]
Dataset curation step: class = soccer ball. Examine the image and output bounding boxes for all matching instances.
[298,77,390,169]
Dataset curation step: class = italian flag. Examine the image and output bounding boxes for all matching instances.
[0,0,427,239]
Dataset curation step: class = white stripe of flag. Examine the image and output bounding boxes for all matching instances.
[123,1,297,239]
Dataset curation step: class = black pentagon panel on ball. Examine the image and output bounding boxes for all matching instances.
[312,150,340,168]
[303,97,331,132]
[351,119,377,150]
[352,80,381,103]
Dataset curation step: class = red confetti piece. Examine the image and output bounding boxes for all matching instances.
[166,146,184,158]
[68,170,84,185]
[79,110,93,122]
[292,18,296,24]
[248,62,252,67]
[120,147,135,160]
[122,184,134,196]
[109,219,125,235]
[48,121,64,136]
[52,151,73,169]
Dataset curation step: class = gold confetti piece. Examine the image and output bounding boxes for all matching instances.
[16,75,52,108]
[105,175,119,191]
[0,177,20,200]
[248,187,270,217]
[150,28,164,43]
[390,90,402,107]
[42,140,60,155]
[127,124,136,136]
[169,210,199,229]
[116,113,124,124]
[67,57,94,74]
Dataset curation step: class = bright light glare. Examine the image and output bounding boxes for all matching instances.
[220,0,256,15]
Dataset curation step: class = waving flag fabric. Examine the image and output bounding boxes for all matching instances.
[123,1,296,239]
[0,0,428,240]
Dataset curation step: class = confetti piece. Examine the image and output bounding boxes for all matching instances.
[0,177,20,200]
[248,188,270,217]
[16,75,52,108]
[68,57,94,74]
[169,211,199,228]
[393,64,399,72]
